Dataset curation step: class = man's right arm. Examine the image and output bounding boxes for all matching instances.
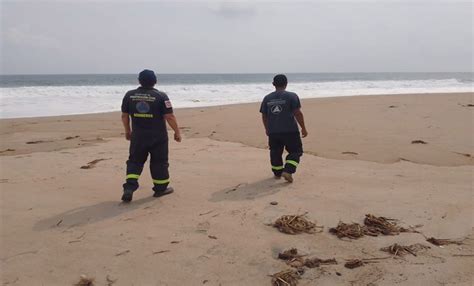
[260,99,269,136]
[164,113,181,142]
[121,113,131,140]
[262,114,269,136]
[121,94,131,140]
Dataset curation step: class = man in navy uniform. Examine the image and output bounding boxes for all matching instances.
[121,69,181,202]
[260,74,308,183]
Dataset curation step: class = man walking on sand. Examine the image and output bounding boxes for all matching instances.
[121,69,181,202]
[260,74,308,183]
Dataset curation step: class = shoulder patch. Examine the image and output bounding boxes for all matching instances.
[164,100,172,108]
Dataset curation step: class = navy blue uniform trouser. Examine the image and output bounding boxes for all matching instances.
[268,132,303,176]
[123,132,169,192]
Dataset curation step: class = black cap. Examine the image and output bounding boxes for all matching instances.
[138,69,157,87]
[273,74,288,87]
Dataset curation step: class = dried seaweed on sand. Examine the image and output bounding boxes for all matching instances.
[330,214,416,239]
[380,243,430,256]
[270,269,301,286]
[273,214,323,234]
[74,275,95,286]
[329,222,367,239]
[426,237,464,246]
[364,214,411,235]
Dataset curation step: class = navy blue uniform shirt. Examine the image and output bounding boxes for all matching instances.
[260,90,301,134]
[121,87,173,136]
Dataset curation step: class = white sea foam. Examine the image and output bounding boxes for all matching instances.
[0,79,472,118]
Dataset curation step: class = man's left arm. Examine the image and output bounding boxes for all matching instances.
[294,109,308,138]
[291,95,308,138]
[160,94,182,142]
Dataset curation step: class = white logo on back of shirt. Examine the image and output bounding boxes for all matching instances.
[271,105,282,114]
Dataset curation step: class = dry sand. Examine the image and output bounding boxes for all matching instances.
[0,92,473,285]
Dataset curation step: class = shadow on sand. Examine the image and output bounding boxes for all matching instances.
[33,196,157,231]
[210,177,287,202]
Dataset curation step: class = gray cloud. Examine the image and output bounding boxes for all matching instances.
[1,1,472,74]
[208,2,257,18]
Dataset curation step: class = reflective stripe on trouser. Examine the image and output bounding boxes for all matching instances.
[153,177,170,192]
[123,132,169,192]
[269,132,303,175]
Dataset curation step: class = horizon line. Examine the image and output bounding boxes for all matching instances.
[1,71,472,76]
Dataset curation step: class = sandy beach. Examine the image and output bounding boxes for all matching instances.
[1,92,473,285]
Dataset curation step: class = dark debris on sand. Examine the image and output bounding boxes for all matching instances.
[344,257,389,269]
[74,275,95,286]
[278,248,337,269]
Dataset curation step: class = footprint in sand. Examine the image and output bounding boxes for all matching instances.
[196,221,211,233]
[342,151,359,155]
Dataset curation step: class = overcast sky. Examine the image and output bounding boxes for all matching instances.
[1,0,472,74]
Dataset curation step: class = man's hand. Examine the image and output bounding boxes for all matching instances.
[125,130,131,141]
[174,132,182,142]
[301,128,308,138]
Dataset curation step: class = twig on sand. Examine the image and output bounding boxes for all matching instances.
[426,237,464,246]
[115,250,130,256]
[199,210,214,216]
[153,250,170,255]
[225,183,245,193]
[68,240,82,244]
[380,243,430,257]
[344,257,391,269]
[80,158,109,169]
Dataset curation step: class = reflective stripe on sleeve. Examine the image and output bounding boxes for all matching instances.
[153,178,170,185]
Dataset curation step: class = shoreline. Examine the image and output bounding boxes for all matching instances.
[1,92,472,167]
[0,91,472,120]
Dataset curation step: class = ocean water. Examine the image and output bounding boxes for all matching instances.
[0,73,472,119]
